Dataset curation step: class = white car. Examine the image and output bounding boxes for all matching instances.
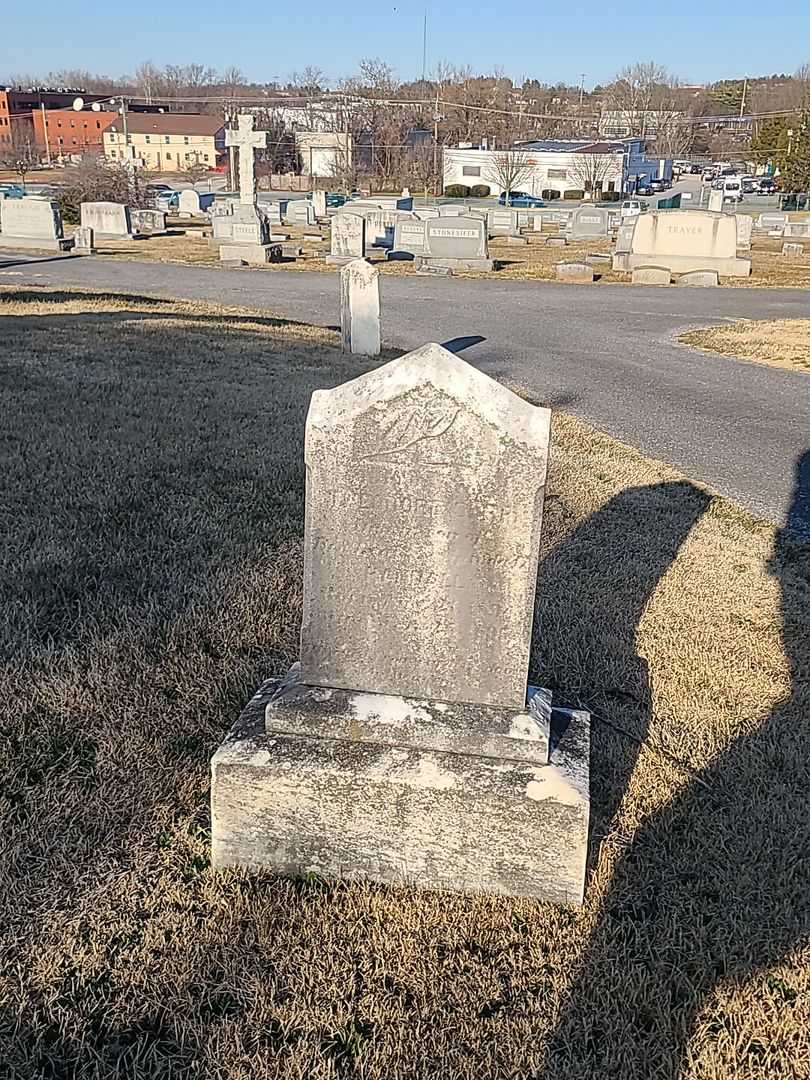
[620,199,645,218]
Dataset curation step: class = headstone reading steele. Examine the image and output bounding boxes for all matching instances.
[568,205,610,239]
[211,343,590,901]
[0,197,71,250]
[340,258,381,356]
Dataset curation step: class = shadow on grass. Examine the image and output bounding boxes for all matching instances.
[543,450,810,1079]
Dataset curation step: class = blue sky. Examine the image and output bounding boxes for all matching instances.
[2,0,809,88]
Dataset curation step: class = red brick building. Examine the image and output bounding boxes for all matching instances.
[0,87,109,156]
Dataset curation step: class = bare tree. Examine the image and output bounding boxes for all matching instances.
[411,141,443,198]
[568,152,619,196]
[482,150,535,199]
[605,62,680,141]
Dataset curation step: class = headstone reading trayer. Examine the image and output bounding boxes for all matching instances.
[218,113,279,265]
[612,209,751,277]
[211,344,591,902]
[340,258,380,356]
[0,197,71,250]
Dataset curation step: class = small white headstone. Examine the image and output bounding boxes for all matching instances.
[340,259,380,356]
[312,190,327,217]
[178,190,202,216]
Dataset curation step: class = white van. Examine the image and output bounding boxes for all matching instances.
[620,199,645,219]
[721,178,743,202]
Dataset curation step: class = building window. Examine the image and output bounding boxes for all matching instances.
[184,136,189,144]
[462,166,481,177]
[165,135,170,143]
[166,152,172,160]
[203,154,209,162]
[96,121,101,129]
[145,135,150,143]
[548,168,567,179]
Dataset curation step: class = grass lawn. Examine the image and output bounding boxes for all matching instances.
[1,286,808,1080]
[680,318,810,372]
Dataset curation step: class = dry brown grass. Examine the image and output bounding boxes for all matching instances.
[0,286,808,1080]
[88,223,810,289]
[680,318,810,372]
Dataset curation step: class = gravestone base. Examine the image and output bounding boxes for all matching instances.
[211,670,590,903]
[613,251,751,277]
[218,242,282,265]
[326,253,358,265]
[414,255,494,272]
[0,235,73,251]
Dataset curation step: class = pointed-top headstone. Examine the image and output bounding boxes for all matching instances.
[300,343,551,708]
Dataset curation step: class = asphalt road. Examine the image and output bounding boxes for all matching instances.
[1,249,808,533]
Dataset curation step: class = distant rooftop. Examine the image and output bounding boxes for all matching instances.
[515,138,628,153]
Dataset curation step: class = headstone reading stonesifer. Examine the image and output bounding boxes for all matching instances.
[418,216,493,270]
[211,343,591,901]
[327,213,365,265]
[340,258,380,356]
[0,197,70,250]
[81,202,133,239]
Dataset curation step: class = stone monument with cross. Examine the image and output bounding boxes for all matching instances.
[211,342,591,903]
[218,113,282,265]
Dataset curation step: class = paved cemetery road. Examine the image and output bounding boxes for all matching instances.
[2,251,808,533]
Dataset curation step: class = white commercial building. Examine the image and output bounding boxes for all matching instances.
[443,139,669,198]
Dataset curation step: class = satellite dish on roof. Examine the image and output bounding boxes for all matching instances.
[72,97,84,111]
[91,102,101,112]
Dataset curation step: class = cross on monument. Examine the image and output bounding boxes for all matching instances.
[225,114,269,205]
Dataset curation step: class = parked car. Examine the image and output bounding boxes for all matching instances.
[146,183,172,194]
[649,178,667,193]
[498,190,544,207]
[326,193,348,208]
[690,164,703,174]
[702,169,716,182]
[635,182,654,196]
[0,183,26,198]
[741,178,760,195]
[620,199,645,218]
[155,191,179,211]
[758,178,777,195]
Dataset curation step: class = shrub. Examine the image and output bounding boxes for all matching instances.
[55,160,151,224]
[444,184,470,198]
[469,184,491,198]
[563,189,585,200]
[541,189,561,201]
[598,190,621,202]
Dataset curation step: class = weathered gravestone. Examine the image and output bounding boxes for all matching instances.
[437,204,468,216]
[784,221,810,238]
[568,205,610,240]
[327,213,366,265]
[73,225,95,254]
[782,241,804,257]
[756,212,787,232]
[416,216,493,270]
[312,189,327,217]
[340,258,381,355]
[631,265,671,285]
[735,214,753,250]
[81,201,133,239]
[130,209,167,235]
[555,261,595,282]
[612,210,751,277]
[178,189,202,216]
[677,269,719,286]
[707,188,724,212]
[614,218,636,254]
[488,207,519,236]
[210,343,591,901]
[390,218,428,258]
[286,200,317,227]
[0,197,71,250]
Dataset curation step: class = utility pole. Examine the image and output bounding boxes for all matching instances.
[433,88,440,196]
[739,76,748,119]
[579,74,586,110]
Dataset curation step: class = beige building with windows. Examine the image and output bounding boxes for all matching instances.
[103,113,225,171]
